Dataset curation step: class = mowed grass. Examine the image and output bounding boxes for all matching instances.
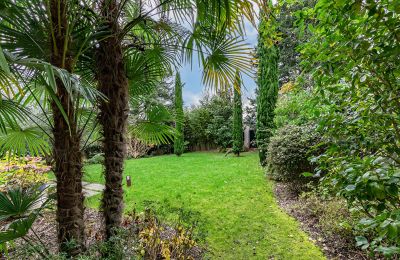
[84,151,325,259]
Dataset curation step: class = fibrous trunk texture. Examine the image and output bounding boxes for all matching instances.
[49,0,85,256]
[96,0,129,239]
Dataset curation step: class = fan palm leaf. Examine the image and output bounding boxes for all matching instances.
[0,125,50,157]
[0,187,51,245]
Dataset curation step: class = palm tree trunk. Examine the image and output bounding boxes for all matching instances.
[49,0,85,255]
[96,0,129,239]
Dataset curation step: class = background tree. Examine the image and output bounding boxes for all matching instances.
[206,93,233,151]
[184,104,213,150]
[174,72,184,156]
[277,0,315,87]
[232,71,243,156]
[256,7,279,165]
[184,93,233,151]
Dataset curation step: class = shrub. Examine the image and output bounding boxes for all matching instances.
[299,0,400,255]
[126,138,151,159]
[85,153,104,165]
[137,208,200,259]
[266,124,321,184]
[184,94,233,151]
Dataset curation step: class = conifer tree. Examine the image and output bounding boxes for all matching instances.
[232,70,243,156]
[174,72,184,156]
[256,9,279,165]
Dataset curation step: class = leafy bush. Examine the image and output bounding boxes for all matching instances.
[184,94,233,151]
[85,153,104,165]
[266,124,322,185]
[274,89,321,129]
[317,153,400,255]
[0,156,50,191]
[309,83,400,255]
[298,0,400,256]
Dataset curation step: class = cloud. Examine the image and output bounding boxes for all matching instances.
[183,89,203,107]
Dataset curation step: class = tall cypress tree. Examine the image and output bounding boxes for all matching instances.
[256,9,279,165]
[174,72,184,156]
[232,70,243,156]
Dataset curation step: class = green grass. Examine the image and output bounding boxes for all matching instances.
[84,151,325,259]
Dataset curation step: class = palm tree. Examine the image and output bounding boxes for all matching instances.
[95,0,131,239]
[48,2,85,254]
[0,0,101,255]
[2,0,260,249]
[93,0,257,240]
[1,1,178,249]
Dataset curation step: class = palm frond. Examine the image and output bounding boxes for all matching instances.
[0,45,10,75]
[202,34,252,90]
[0,99,27,134]
[0,188,44,221]
[0,187,50,244]
[129,122,176,145]
[128,102,176,145]
[0,125,50,157]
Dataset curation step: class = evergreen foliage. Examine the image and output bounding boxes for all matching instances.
[174,73,184,156]
[299,0,400,254]
[256,10,279,165]
[183,94,233,151]
[232,71,243,156]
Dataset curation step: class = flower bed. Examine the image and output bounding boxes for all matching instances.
[0,156,51,191]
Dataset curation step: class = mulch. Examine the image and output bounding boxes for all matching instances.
[9,208,202,259]
[21,208,105,254]
[274,182,371,260]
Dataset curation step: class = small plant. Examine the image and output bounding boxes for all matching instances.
[0,186,52,258]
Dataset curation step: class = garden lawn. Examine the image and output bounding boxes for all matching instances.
[84,151,325,259]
